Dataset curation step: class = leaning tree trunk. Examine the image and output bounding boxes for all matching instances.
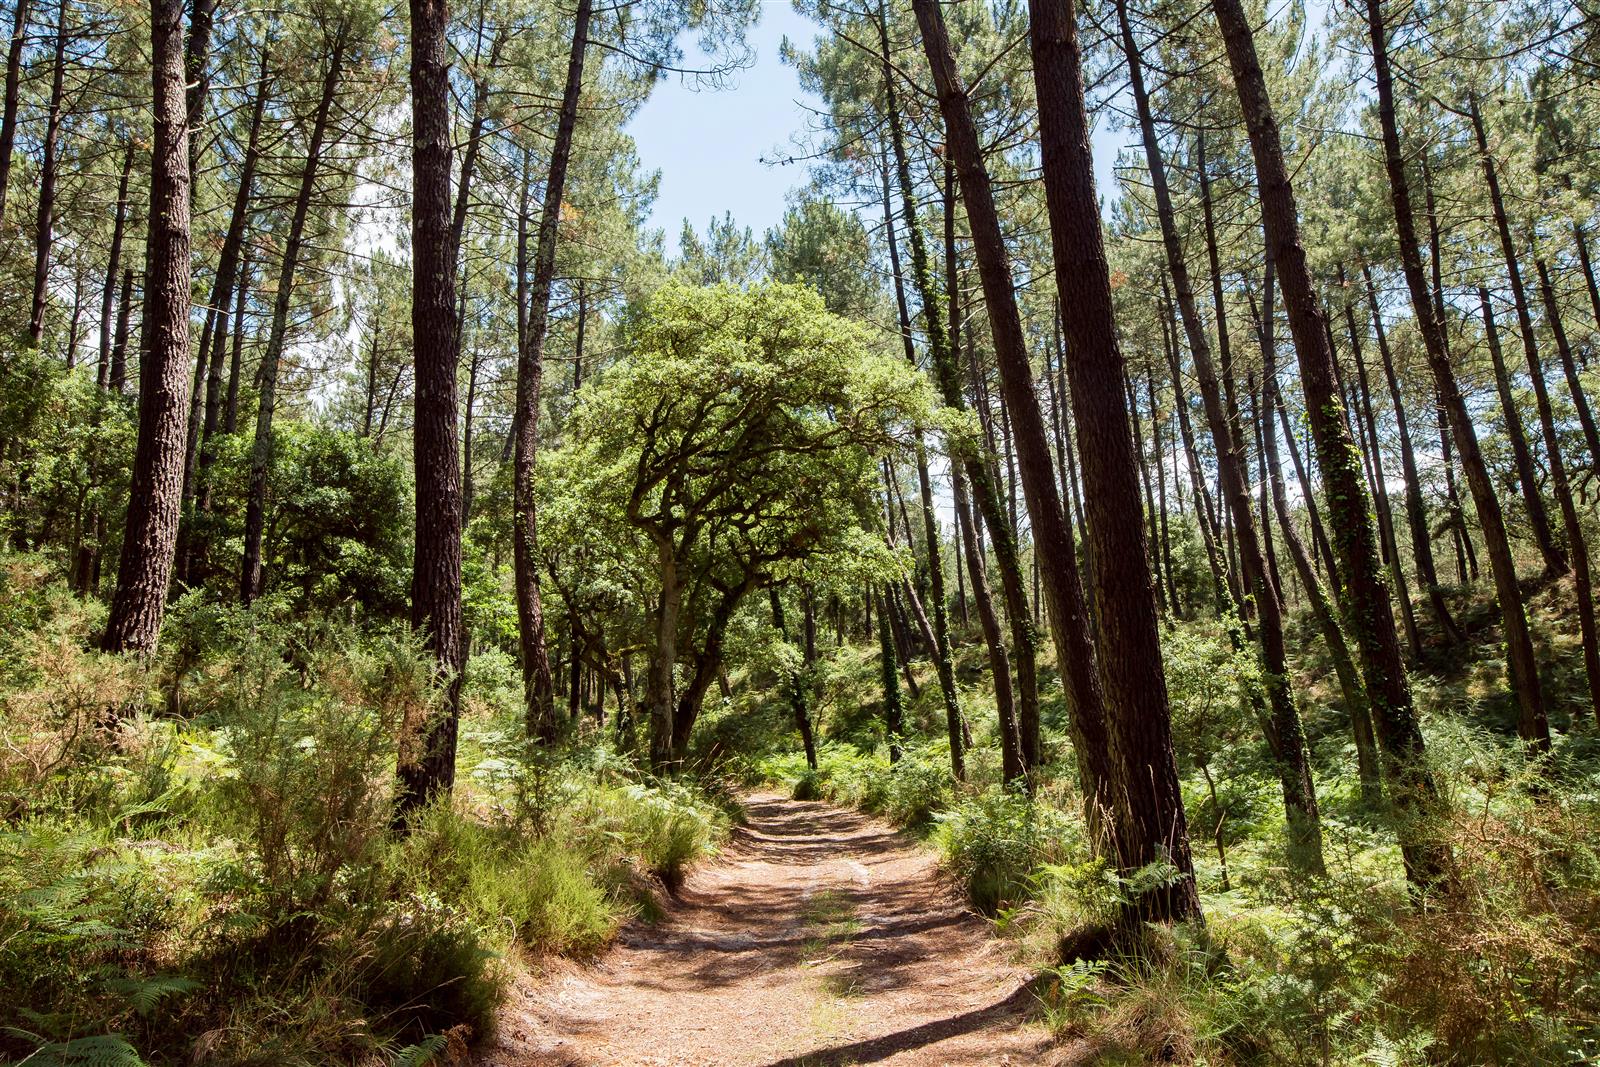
[1255,264,1382,805]
[1363,4,1548,758]
[513,0,590,743]
[1116,0,1322,874]
[877,40,1055,784]
[1022,0,1202,920]
[395,0,468,818]
[908,0,1118,831]
[102,0,190,657]
[1211,0,1447,890]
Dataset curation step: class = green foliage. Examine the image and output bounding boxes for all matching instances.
[194,423,411,615]
[0,560,731,1064]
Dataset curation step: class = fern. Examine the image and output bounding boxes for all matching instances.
[389,1035,447,1067]
[9,1033,146,1067]
[100,975,200,1016]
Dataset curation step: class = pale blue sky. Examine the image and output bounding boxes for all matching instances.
[626,3,1129,242]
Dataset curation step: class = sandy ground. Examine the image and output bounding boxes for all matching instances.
[474,793,1055,1066]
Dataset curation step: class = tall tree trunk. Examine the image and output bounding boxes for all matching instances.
[98,146,135,387]
[910,0,1116,826]
[879,158,964,779]
[26,0,67,348]
[223,257,248,433]
[109,267,133,393]
[0,0,27,220]
[1164,300,1232,613]
[1211,0,1446,889]
[240,42,345,603]
[1022,0,1203,916]
[102,0,190,657]
[396,0,467,817]
[180,59,270,579]
[514,0,590,743]
[1256,267,1383,806]
[461,346,480,524]
[1514,265,1600,728]
[878,50,1056,786]
[1125,370,1168,615]
[1117,0,1321,874]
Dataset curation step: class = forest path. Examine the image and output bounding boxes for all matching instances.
[476,793,1053,1066]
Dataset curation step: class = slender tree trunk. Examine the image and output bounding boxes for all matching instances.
[1212,0,1446,889]
[879,159,964,779]
[1360,266,1463,645]
[1536,255,1600,467]
[98,146,135,386]
[26,0,68,348]
[952,459,1022,781]
[1165,300,1231,613]
[876,584,904,763]
[102,0,190,657]
[240,43,345,603]
[1256,268,1383,805]
[648,547,681,768]
[513,0,590,743]
[1021,0,1203,915]
[0,0,27,219]
[109,267,133,393]
[461,346,480,524]
[1573,223,1600,333]
[1477,286,1564,574]
[1125,370,1167,615]
[910,0,1116,825]
[1118,0,1320,874]
[1344,293,1421,658]
[1147,364,1179,617]
[396,0,467,817]
[878,73,1052,783]
[223,257,248,433]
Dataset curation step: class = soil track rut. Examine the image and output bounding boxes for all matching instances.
[476,793,1051,1066]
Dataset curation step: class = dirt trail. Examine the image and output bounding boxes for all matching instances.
[477,793,1053,1066]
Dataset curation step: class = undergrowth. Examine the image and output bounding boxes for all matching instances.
[0,559,729,1065]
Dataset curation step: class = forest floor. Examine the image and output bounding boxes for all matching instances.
[475,793,1054,1066]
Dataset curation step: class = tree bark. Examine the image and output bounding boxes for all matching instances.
[1116,0,1321,873]
[98,145,134,387]
[0,0,28,220]
[1343,293,1421,659]
[1211,0,1446,889]
[514,0,590,742]
[102,0,190,657]
[1359,265,1464,646]
[1022,0,1202,916]
[1535,255,1600,468]
[911,0,1117,827]
[396,0,468,817]
[1255,271,1383,806]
